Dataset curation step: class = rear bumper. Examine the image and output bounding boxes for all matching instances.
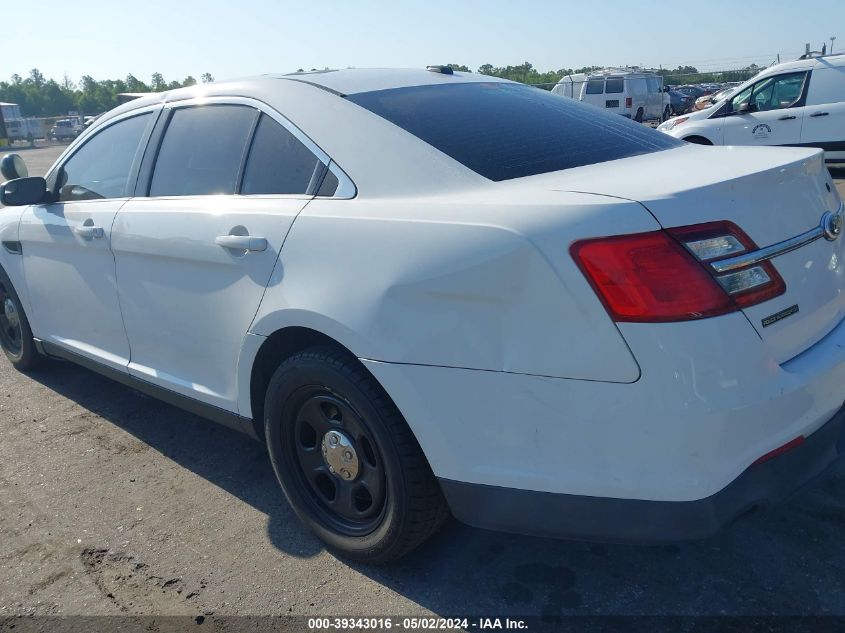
[439,405,845,543]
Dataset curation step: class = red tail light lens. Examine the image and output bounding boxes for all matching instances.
[625,97,633,108]
[572,222,786,323]
[571,231,735,322]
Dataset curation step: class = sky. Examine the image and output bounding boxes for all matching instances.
[5,0,844,85]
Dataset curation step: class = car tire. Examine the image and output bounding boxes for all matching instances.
[0,267,41,371]
[264,344,449,563]
[661,105,671,123]
[634,108,644,123]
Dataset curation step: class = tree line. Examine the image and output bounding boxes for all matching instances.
[0,70,214,117]
[449,62,762,89]
[2,63,764,118]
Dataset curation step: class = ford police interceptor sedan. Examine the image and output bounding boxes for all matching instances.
[0,68,844,563]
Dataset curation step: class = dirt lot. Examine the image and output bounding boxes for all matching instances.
[2,145,845,622]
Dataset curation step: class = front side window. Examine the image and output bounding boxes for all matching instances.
[150,105,256,197]
[585,79,604,94]
[731,73,806,113]
[58,112,152,201]
[241,114,321,195]
[346,82,682,182]
[750,72,806,111]
[605,78,624,94]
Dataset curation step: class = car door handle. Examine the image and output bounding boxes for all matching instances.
[215,235,268,252]
[778,114,797,120]
[810,111,829,117]
[73,225,104,239]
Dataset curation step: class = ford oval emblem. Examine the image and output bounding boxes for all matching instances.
[823,211,843,241]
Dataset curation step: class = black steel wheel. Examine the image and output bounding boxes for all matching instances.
[264,345,449,563]
[288,389,387,535]
[0,267,40,370]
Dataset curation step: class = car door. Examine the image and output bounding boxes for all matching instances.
[19,109,157,371]
[112,98,330,412]
[800,65,845,158]
[721,72,808,146]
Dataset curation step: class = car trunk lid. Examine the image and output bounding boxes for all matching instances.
[533,144,844,363]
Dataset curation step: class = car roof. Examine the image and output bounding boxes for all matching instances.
[269,67,510,95]
[753,53,845,77]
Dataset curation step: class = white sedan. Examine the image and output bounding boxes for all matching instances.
[1,68,844,562]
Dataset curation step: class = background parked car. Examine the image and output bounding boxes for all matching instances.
[694,86,737,110]
[553,68,668,122]
[672,84,707,100]
[668,89,696,115]
[48,119,81,141]
[658,52,845,161]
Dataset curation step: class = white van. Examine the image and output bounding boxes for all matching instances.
[553,70,669,122]
[658,53,845,162]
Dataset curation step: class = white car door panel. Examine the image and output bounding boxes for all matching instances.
[801,66,845,154]
[112,196,308,409]
[111,100,325,412]
[18,110,156,370]
[20,200,130,369]
[722,72,807,147]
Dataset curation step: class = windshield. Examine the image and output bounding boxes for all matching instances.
[346,82,682,182]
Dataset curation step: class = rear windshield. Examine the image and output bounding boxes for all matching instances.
[346,82,682,182]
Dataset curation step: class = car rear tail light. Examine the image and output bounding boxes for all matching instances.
[668,221,785,309]
[625,97,633,108]
[571,221,785,323]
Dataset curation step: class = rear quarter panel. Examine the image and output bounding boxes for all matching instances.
[248,190,662,387]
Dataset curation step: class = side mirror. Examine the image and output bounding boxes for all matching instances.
[736,102,756,114]
[1,177,47,206]
[0,153,29,180]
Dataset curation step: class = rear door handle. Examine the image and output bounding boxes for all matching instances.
[73,225,104,239]
[215,235,268,252]
[778,114,797,120]
[810,111,830,117]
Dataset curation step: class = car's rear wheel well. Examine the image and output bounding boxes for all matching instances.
[683,135,713,145]
[249,327,356,439]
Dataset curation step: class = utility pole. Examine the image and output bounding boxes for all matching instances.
[831,36,837,54]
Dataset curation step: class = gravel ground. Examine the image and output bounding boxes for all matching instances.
[1,145,845,622]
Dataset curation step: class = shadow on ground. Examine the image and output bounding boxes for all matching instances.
[21,358,845,619]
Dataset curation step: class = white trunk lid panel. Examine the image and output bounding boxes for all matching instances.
[528,144,844,363]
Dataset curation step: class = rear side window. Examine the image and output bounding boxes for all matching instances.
[346,82,682,182]
[59,112,152,201]
[585,79,604,94]
[605,78,624,94]
[241,114,321,195]
[150,105,256,197]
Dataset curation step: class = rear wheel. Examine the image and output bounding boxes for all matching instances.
[0,268,41,371]
[661,105,671,123]
[634,107,644,123]
[264,345,448,563]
